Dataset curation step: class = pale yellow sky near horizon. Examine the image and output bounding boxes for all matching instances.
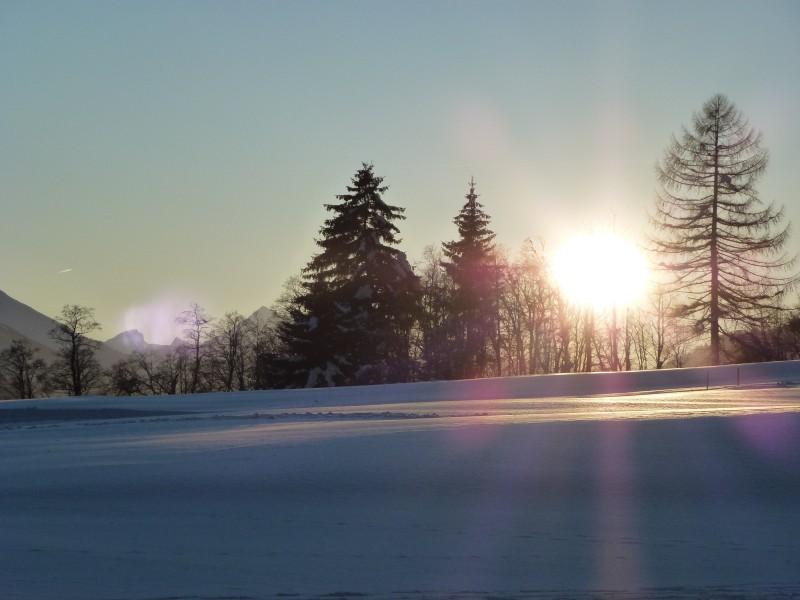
[2,1,799,343]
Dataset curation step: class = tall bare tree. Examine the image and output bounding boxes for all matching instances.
[415,244,456,380]
[650,94,797,365]
[248,308,280,390]
[50,304,102,396]
[210,311,250,392]
[176,303,213,393]
[157,348,190,395]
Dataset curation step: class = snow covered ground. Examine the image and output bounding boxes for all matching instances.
[2,361,800,600]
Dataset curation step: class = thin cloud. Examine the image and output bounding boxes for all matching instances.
[58,268,73,274]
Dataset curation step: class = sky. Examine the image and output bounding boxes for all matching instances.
[2,0,799,344]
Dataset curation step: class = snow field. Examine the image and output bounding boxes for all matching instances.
[2,361,800,599]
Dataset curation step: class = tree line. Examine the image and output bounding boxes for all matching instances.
[2,94,799,399]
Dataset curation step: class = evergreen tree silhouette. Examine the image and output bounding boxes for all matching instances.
[280,163,419,386]
[441,177,498,378]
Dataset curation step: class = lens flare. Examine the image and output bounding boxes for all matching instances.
[123,295,187,346]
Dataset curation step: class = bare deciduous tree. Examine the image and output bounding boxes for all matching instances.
[107,357,142,396]
[210,311,250,392]
[0,338,48,399]
[176,303,213,393]
[49,304,102,396]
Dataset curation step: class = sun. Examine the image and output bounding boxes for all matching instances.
[552,231,649,310]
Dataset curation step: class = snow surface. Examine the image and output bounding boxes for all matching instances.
[2,361,800,599]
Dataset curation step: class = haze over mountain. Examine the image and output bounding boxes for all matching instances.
[0,290,133,367]
[1,290,278,366]
[104,329,181,355]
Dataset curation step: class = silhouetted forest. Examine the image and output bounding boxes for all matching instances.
[3,96,799,398]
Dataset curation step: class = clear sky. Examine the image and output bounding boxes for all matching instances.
[2,0,799,344]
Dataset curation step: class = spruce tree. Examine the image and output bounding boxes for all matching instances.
[650,94,797,365]
[441,177,498,378]
[280,163,419,387]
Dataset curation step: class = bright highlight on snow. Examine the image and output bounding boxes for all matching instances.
[552,231,649,310]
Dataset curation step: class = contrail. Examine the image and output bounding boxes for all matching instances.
[58,268,73,274]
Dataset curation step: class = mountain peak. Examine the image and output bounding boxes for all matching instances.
[105,329,149,352]
[248,306,276,323]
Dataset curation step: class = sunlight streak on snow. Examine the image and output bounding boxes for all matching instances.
[594,420,643,591]
[93,387,800,456]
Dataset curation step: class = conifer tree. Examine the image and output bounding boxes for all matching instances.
[650,94,797,365]
[441,177,498,378]
[280,163,419,387]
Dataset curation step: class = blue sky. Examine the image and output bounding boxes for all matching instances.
[2,0,799,343]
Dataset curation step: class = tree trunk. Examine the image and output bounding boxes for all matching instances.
[709,128,721,366]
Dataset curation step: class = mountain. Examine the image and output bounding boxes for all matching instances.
[247,306,277,326]
[1,292,278,371]
[104,329,181,355]
[105,329,150,353]
[0,290,61,353]
[0,290,127,368]
[0,322,60,365]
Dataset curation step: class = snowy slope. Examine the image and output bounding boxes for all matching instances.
[2,363,800,600]
[4,359,799,414]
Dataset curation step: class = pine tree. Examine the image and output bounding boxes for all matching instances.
[441,177,498,378]
[280,163,419,387]
[650,94,797,365]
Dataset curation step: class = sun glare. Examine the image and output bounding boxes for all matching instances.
[552,231,649,310]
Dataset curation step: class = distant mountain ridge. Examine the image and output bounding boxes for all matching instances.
[1,291,278,364]
[0,290,127,367]
[104,329,182,355]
